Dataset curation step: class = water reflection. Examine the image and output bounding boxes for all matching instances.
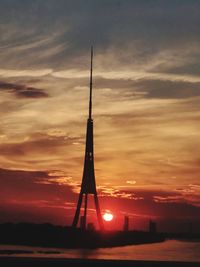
[0,240,199,262]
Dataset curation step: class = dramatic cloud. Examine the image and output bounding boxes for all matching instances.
[0,167,199,231]
[0,168,77,224]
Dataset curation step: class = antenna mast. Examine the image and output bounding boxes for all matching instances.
[89,46,93,119]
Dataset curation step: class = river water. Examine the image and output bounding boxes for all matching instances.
[0,240,199,262]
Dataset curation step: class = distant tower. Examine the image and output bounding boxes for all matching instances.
[123,216,129,231]
[72,47,104,230]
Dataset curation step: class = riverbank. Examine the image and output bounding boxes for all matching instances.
[0,223,165,248]
[0,257,199,267]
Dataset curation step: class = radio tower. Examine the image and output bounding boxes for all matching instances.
[72,47,104,230]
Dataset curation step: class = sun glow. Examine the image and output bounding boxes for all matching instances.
[103,212,114,222]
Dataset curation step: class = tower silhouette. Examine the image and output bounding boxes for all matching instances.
[72,47,104,230]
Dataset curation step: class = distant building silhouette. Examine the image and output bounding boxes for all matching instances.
[72,47,104,231]
[149,220,157,233]
[123,216,129,232]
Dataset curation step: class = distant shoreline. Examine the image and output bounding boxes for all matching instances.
[0,223,165,249]
[0,223,199,251]
[0,257,199,267]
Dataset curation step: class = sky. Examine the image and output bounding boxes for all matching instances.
[0,0,200,231]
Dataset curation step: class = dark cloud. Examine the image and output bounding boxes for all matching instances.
[0,167,77,224]
[0,132,83,157]
[0,167,76,200]
[95,77,200,100]
[135,80,200,99]
[0,81,48,98]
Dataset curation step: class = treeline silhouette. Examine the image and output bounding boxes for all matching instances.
[0,223,165,248]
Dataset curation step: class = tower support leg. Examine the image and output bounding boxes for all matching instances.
[83,193,88,230]
[72,192,83,228]
[94,193,104,231]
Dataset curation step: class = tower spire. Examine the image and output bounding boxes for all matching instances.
[89,46,93,119]
[72,47,104,231]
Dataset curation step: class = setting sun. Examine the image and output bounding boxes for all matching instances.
[103,212,114,222]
